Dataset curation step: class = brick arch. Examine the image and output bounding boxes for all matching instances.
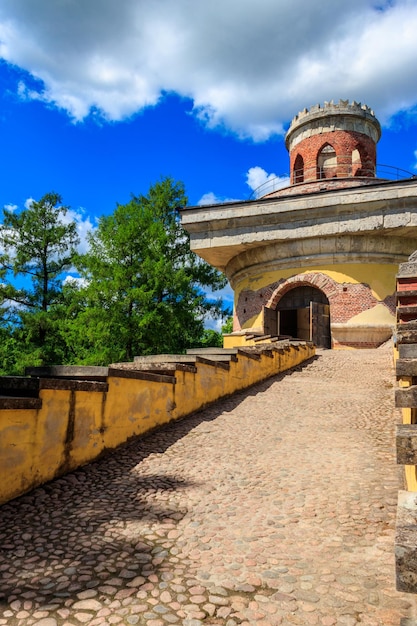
[267,273,339,309]
[316,142,337,179]
[293,153,304,184]
[352,139,375,177]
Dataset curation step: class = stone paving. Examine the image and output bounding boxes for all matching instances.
[1,347,416,625]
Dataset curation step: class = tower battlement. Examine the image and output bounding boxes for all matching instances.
[286,99,381,151]
[290,99,376,126]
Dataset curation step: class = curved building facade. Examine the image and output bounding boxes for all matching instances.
[180,101,417,348]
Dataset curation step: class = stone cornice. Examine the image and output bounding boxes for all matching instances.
[180,179,417,274]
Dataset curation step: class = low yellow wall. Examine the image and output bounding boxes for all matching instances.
[0,343,315,505]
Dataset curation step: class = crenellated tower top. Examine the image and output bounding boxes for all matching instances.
[284,100,382,186]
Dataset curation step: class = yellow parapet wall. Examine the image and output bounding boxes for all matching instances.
[0,342,315,506]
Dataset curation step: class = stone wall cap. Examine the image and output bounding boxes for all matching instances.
[285,99,381,149]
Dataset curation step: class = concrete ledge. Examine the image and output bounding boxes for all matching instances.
[396,490,417,592]
[26,365,109,381]
[108,367,176,384]
[0,376,39,397]
[112,362,197,374]
[331,324,393,347]
[39,379,108,392]
[397,425,417,465]
[0,397,42,410]
[186,348,238,355]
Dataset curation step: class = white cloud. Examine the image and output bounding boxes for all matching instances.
[198,192,221,206]
[197,192,239,206]
[1,1,417,138]
[4,199,94,254]
[62,275,88,288]
[61,208,95,254]
[246,166,290,198]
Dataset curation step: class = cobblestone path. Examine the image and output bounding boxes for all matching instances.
[1,347,416,625]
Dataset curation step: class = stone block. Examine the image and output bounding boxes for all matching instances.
[399,344,417,359]
[396,359,417,377]
[396,329,417,344]
[396,386,417,408]
[398,262,417,278]
[396,490,417,592]
[397,425,417,465]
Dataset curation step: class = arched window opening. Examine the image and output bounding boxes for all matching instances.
[352,145,374,177]
[352,148,361,176]
[293,154,304,184]
[317,144,337,180]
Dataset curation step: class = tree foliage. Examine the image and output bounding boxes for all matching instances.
[0,180,229,372]
[0,193,79,370]
[70,178,227,364]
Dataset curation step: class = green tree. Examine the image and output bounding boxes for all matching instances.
[0,192,79,370]
[222,316,234,334]
[72,177,227,364]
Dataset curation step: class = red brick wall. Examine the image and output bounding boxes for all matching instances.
[234,272,395,331]
[289,131,376,184]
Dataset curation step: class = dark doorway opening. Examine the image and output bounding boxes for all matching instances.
[279,309,298,337]
[263,285,331,348]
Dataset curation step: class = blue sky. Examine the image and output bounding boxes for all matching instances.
[1,0,417,321]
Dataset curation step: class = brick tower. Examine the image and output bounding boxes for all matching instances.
[181,100,417,349]
[286,100,381,185]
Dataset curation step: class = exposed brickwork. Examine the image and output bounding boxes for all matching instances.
[289,130,377,184]
[235,271,395,330]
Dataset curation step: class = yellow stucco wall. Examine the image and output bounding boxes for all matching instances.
[233,263,396,338]
[235,263,397,302]
[0,343,315,505]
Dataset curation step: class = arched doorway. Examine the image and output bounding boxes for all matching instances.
[265,286,331,348]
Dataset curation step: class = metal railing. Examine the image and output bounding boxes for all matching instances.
[249,163,416,200]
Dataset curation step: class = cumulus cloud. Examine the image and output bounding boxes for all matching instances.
[1,0,417,138]
[61,208,95,254]
[3,199,94,254]
[246,166,290,195]
[197,192,239,206]
[198,192,222,206]
[4,203,17,212]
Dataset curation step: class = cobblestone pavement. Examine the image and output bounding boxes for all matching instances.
[1,347,416,626]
